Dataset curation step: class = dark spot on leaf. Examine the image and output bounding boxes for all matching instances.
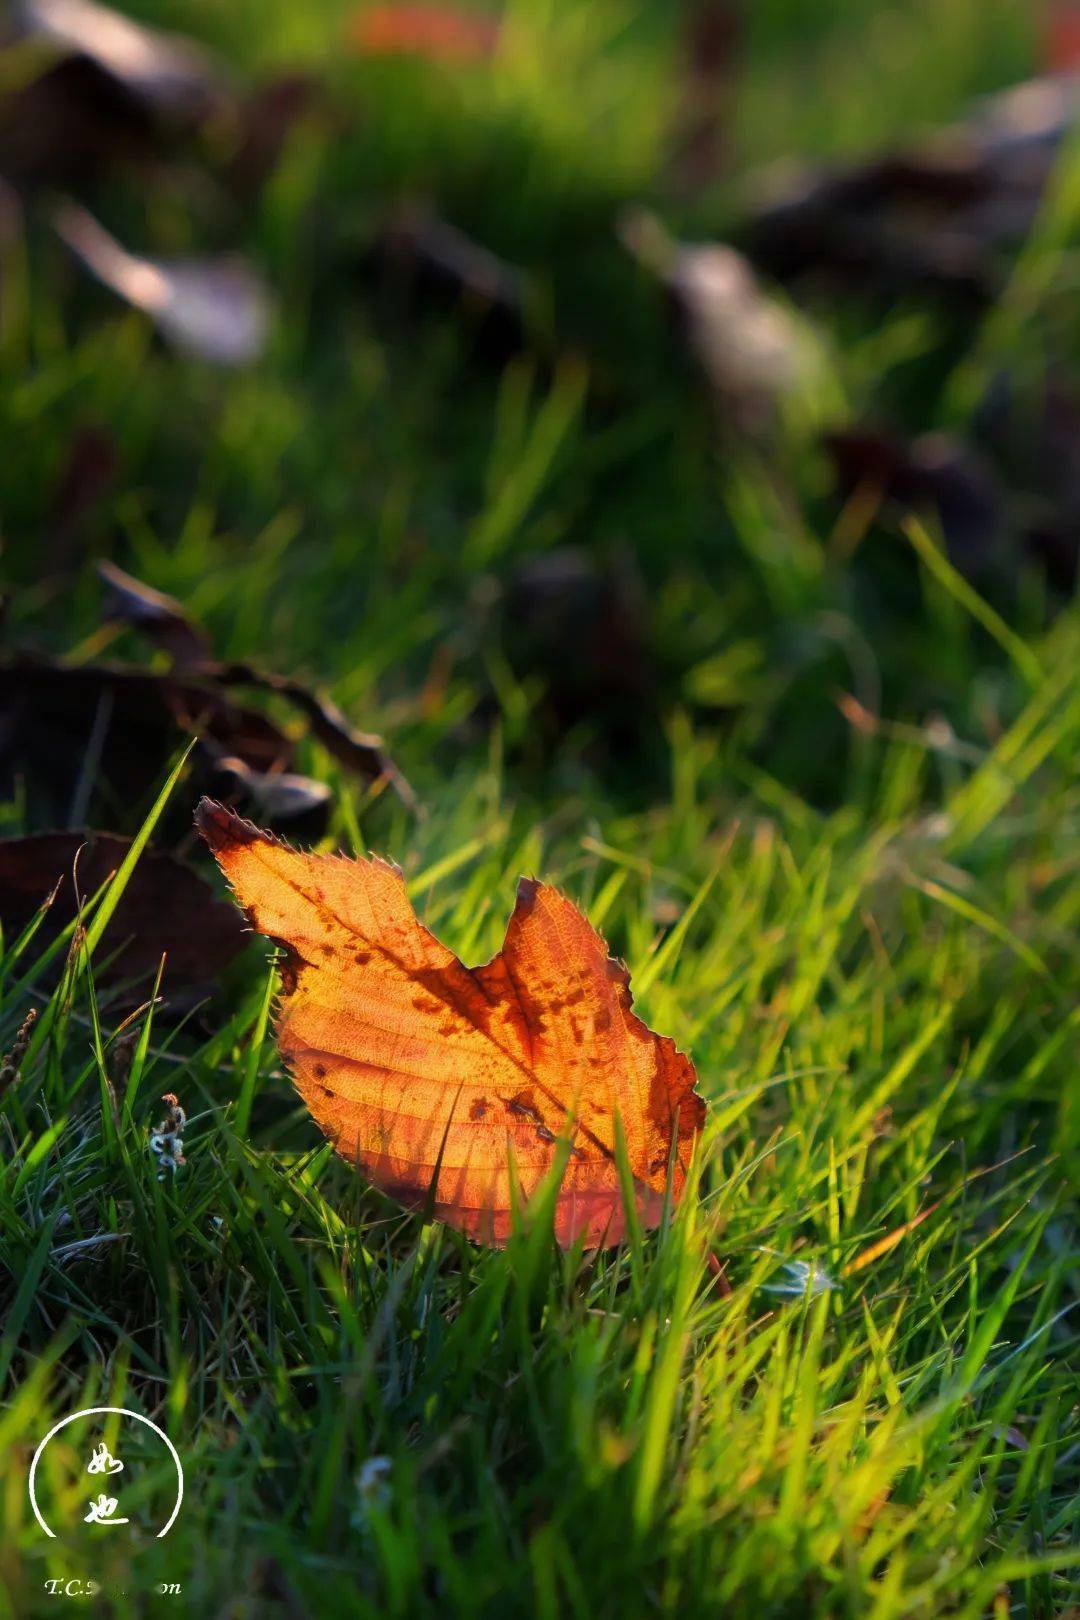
[273,941,300,996]
[196,796,266,852]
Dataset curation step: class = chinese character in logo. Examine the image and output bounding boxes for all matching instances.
[29,1404,184,1541]
[83,1494,129,1526]
[84,1441,128,1524]
[86,1443,123,1477]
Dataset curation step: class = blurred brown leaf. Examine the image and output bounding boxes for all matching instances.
[0,655,291,824]
[2,549,415,829]
[212,756,333,841]
[0,0,226,191]
[622,207,823,432]
[0,829,245,1002]
[99,560,210,668]
[363,204,530,364]
[501,546,651,745]
[745,76,1079,304]
[94,559,416,809]
[212,662,418,813]
[825,427,1003,572]
[55,201,270,365]
[0,53,154,190]
[18,0,225,121]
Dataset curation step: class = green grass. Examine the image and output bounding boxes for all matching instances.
[1,0,1079,1614]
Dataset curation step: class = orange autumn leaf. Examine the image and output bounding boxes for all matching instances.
[1046,5,1080,70]
[196,799,704,1247]
[349,5,501,64]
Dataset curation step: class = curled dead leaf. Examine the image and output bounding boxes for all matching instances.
[621,207,825,433]
[93,560,417,810]
[212,756,333,841]
[196,799,705,1247]
[55,202,269,364]
[745,76,1080,304]
[0,654,290,822]
[0,830,245,1005]
[363,204,530,365]
[19,0,225,121]
[99,559,211,668]
[824,427,1002,573]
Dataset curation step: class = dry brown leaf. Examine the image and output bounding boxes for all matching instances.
[99,559,211,668]
[55,202,269,365]
[0,830,246,1005]
[20,0,224,120]
[621,207,824,434]
[197,799,704,1247]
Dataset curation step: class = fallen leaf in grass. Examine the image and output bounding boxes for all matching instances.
[93,559,417,810]
[0,655,290,825]
[825,427,1002,574]
[745,154,995,304]
[4,558,413,829]
[55,201,269,364]
[0,52,155,189]
[212,662,419,813]
[213,756,333,841]
[19,0,225,121]
[364,204,530,365]
[621,207,825,433]
[0,0,224,190]
[744,76,1079,304]
[500,546,652,748]
[6,1,306,200]
[0,653,397,834]
[0,830,245,1003]
[349,4,501,63]
[196,799,705,1246]
[99,560,211,668]
[1046,3,1080,70]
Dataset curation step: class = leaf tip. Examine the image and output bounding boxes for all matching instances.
[514,875,541,914]
[194,796,265,854]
